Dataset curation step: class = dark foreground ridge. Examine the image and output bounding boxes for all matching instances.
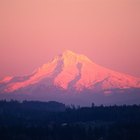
[0,100,140,140]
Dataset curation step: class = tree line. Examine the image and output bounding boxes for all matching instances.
[0,100,140,140]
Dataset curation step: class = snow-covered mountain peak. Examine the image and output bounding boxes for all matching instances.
[59,50,93,66]
[0,50,140,93]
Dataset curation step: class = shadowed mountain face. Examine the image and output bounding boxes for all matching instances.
[0,50,140,105]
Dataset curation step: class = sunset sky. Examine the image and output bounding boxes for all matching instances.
[0,0,140,79]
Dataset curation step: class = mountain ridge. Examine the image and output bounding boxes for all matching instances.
[0,50,140,94]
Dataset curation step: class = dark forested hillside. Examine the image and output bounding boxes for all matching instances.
[0,100,140,140]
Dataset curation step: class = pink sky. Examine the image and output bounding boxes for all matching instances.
[0,0,140,79]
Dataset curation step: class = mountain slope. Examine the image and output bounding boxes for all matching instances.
[0,50,140,94]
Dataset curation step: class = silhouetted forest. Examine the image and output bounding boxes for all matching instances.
[0,100,140,140]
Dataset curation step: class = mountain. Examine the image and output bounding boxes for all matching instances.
[0,50,140,105]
